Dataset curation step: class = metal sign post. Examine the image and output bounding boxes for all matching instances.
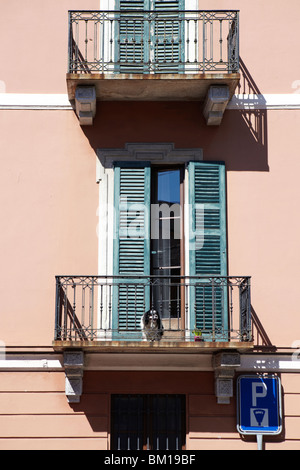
[237,375,282,450]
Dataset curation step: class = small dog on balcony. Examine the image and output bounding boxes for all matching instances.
[141,309,164,342]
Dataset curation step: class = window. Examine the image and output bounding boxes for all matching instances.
[111,394,186,450]
[112,160,227,339]
[151,167,184,319]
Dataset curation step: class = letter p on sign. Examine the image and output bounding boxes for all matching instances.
[252,382,267,407]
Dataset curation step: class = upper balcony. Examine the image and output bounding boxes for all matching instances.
[66,10,240,124]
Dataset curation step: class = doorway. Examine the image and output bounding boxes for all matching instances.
[150,167,184,329]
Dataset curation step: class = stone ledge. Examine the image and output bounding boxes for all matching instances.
[53,340,254,354]
[67,72,240,102]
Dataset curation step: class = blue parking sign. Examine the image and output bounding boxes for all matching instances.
[237,375,282,435]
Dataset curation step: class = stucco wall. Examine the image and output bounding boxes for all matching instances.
[1,0,300,451]
[0,370,299,450]
[1,102,300,348]
[0,110,99,345]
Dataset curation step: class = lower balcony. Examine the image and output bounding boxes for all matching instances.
[53,275,253,353]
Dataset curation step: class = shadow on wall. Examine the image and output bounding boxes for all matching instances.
[238,57,268,147]
[79,58,268,173]
[207,56,268,172]
[251,305,275,351]
[66,371,284,449]
[224,56,268,171]
[76,59,273,349]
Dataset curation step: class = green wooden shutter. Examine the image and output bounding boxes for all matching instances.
[116,0,184,73]
[113,162,151,339]
[153,0,184,72]
[189,161,228,340]
[117,0,149,72]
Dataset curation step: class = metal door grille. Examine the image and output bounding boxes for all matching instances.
[111,394,186,450]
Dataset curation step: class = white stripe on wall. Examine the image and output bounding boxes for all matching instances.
[0,93,73,110]
[0,353,299,372]
[227,94,300,110]
[0,93,300,110]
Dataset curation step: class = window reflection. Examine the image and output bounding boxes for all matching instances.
[151,168,182,319]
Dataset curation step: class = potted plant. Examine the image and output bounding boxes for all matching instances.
[193,328,203,342]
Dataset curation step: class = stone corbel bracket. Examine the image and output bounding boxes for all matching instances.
[64,351,84,403]
[212,352,240,404]
[203,85,230,126]
[74,84,229,126]
[75,86,96,125]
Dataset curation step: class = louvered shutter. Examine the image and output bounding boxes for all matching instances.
[188,161,228,340]
[117,0,149,72]
[113,162,151,338]
[116,0,184,72]
[153,0,184,72]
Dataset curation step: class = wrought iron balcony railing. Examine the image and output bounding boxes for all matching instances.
[54,275,251,343]
[68,10,239,74]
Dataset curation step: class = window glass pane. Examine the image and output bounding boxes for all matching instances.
[151,168,182,319]
[157,169,180,204]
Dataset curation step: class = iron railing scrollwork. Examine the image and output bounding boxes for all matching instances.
[54,275,251,343]
[68,10,239,74]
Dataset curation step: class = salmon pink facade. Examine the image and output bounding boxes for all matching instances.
[1,0,300,451]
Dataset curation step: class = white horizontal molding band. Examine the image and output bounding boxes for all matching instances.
[240,354,300,372]
[0,353,300,372]
[0,93,73,110]
[0,356,63,370]
[0,93,300,110]
[227,93,300,110]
